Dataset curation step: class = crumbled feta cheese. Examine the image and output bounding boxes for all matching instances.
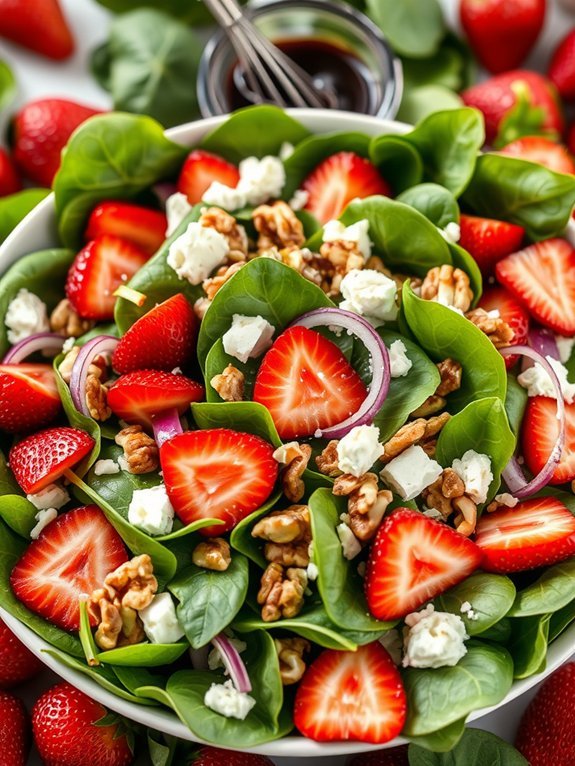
[117,454,129,472]
[556,335,575,364]
[402,604,468,669]
[202,181,247,211]
[139,592,184,644]
[447,305,465,316]
[460,601,479,621]
[379,628,402,665]
[336,424,384,477]
[62,336,75,354]
[437,222,461,244]
[323,219,371,259]
[279,142,295,161]
[208,637,247,671]
[165,192,192,236]
[222,314,275,364]
[517,357,575,403]
[27,483,70,511]
[128,485,174,536]
[93,459,120,476]
[5,288,50,345]
[380,445,442,501]
[272,442,300,464]
[30,508,58,540]
[494,492,518,508]
[307,562,319,581]
[336,523,362,560]
[486,309,500,319]
[237,155,285,205]
[388,339,413,378]
[339,269,398,324]
[167,222,229,285]
[451,450,493,505]
[204,680,256,720]
[288,189,309,211]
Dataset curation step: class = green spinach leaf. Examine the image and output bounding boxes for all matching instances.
[408,727,528,765]
[191,401,281,446]
[204,338,259,401]
[406,718,466,753]
[397,86,463,127]
[505,374,528,436]
[366,0,445,58]
[435,573,516,636]
[98,642,188,667]
[508,614,550,679]
[509,557,575,617]
[369,136,423,195]
[0,189,50,244]
[397,183,459,229]
[479,617,512,644]
[0,496,38,539]
[549,598,575,642]
[0,60,16,110]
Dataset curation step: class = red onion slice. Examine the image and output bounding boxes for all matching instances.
[151,408,184,447]
[2,333,66,364]
[288,307,390,439]
[69,335,119,417]
[210,633,252,694]
[520,327,560,372]
[501,345,566,498]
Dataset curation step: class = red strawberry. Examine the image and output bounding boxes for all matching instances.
[515,662,575,765]
[475,496,575,573]
[177,150,239,205]
[0,364,61,434]
[11,506,128,632]
[0,618,44,689]
[568,122,575,156]
[459,214,525,275]
[522,397,575,485]
[549,30,575,103]
[0,692,29,766]
[191,747,273,766]
[0,0,74,60]
[12,99,101,187]
[478,286,530,368]
[293,642,406,744]
[65,235,150,321]
[495,238,575,335]
[347,747,409,766]
[9,426,94,494]
[32,682,133,766]
[499,136,575,175]
[112,294,197,374]
[108,370,204,429]
[253,325,367,440]
[0,148,21,198]
[301,151,391,224]
[460,0,545,74]
[461,70,564,145]
[85,201,167,257]
[161,428,278,534]
[365,509,483,620]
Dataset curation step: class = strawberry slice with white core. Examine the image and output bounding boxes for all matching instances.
[0,363,61,433]
[459,214,525,275]
[253,325,367,440]
[495,238,575,335]
[10,505,128,631]
[160,428,278,535]
[474,497,575,573]
[293,642,406,744]
[522,396,575,485]
[365,508,483,621]
[177,150,240,205]
[85,201,167,257]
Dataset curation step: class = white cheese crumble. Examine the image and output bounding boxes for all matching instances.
[165,192,192,236]
[128,485,175,536]
[322,218,372,259]
[93,459,120,476]
[388,339,413,378]
[272,442,300,464]
[306,562,319,581]
[30,508,58,540]
[556,335,575,364]
[208,637,247,671]
[336,424,384,477]
[279,142,295,161]
[5,288,50,345]
[139,592,184,644]
[339,269,398,325]
[288,189,309,211]
[202,181,247,211]
[451,450,493,505]
[204,680,256,720]
[62,336,75,354]
[238,155,285,205]
[380,445,443,501]
[379,628,403,666]
[517,357,575,403]
[336,523,362,560]
[460,601,479,621]
[494,492,518,508]
[437,222,461,244]
[167,222,229,285]
[402,604,468,669]
[27,483,70,511]
[117,454,129,472]
[222,314,275,364]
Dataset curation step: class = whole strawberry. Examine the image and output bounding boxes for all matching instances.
[347,745,409,765]
[549,29,575,102]
[190,746,273,765]
[0,618,44,689]
[32,683,134,766]
[12,98,102,187]
[0,691,29,766]
[0,0,74,60]
[0,148,21,198]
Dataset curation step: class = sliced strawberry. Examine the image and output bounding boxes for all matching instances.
[107,370,204,429]
[478,286,530,369]
[301,151,391,224]
[112,294,197,374]
[459,214,525,275]
[474,497,575,573]
[9,426,94,495]
[365,509,483,621]
[549,29,575,103]
[495,238,575,335]
[177,150,239,205]
[85,201,167,257]
[65,235,150,321]
[522,396,575,485]
[0,148,21,198]
[499,136,575,175]
[253,325,367,440]
[0,364,61,434]
[293,642,406,744]
[160,428,278,534]
[10,505,128,631]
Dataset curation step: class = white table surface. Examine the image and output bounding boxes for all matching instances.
[2,0,575,763]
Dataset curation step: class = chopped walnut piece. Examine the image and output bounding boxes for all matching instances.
[92,598,122,652]
[277,443,312,503]
[252,505,310,544]
[465,308,515,348]
[192,538,231,571]
[275,637,310,685]
[315,440,342,477]
[103,554,158,610]
[422,470,478,536]
[253,200,305,251]
[441,468,466,498]
[115,425,159,474]
[202,262,244,301]
[194,297,211,320]
[199,206,248,261]
[436,359,462,397]
[381,413,451,463]
[420,265,473,312]
[257,563,307,622]
[264,540,310,567]
[453,495,478,537]
[85,374,111,421]
[318,239,364,296]
[410,395,447,418]
[50,298,95,338]
[210,364,245,402]
[333,473,393,542]
[58,347,107,386]
[365,255,387,273]
[349,488,393,542]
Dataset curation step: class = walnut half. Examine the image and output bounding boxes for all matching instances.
[115,425,159,474]
[257,563,307,622]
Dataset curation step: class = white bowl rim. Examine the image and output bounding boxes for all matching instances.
[1,107,574,757]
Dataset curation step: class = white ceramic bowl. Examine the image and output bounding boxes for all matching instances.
[1,109,575,758]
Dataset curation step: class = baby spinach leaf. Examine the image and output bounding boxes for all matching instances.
[191,401,281,446]
[479,617,511,644]
[169,556,249,649]
[0,496,37,539]
[406,718,466,753]
[549,598,575,642]
[369,136,423,194]
[401,42,471,92]
[0,60,16,110]
[508,557,575,617]
[408,727,529,765]
[111,665,170,702]
[97,642,188,667]
[402,641,514,737]
[229,492,296,569]
[94,0,214,23]
[397,86,463,127]
[508,614,550,679]
[397,184,459,229]
[0,189,50,244]
[462,153,575,241]
[366,0,445,58]
[54,112,186,248]
[0,450,19,495]
[435,573,516,636]
[505,374,528,436]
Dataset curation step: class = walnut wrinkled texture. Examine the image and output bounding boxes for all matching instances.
[278,443,312,502]
[257,246,325,289]
[333,473,393,541]
[194,296,211,320]
[202,262,244,301]
[423,469,478,537]
[435,358,463,397]
[318,239,364,296]
[199,206,248,261]
[257,563,307,622]
[381,413,451,463]
[465,308,515,348]
[252,505,310,544]
[315,440,342,477]
[192,538,231,571]
[50,298,95,338]
[115,425,159,474]
[410,395,447,419]
[210,364,245,402]
[275,637,310,685]
[85,373,111,422]
[421,265,473,312]
[253,200,305,251]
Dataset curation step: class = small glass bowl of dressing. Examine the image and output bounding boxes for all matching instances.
[197,0,403,118]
